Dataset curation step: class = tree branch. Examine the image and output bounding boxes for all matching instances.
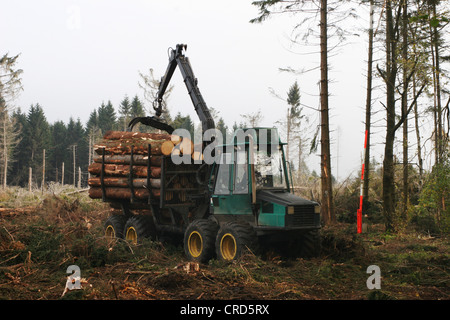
[376,64,387,83]
[394,84,426,132]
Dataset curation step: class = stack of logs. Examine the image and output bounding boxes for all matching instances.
[88,130,195,202]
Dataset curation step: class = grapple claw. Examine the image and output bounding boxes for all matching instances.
[127,116,174,134]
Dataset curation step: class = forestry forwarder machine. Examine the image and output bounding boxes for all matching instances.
[103,44,321,261]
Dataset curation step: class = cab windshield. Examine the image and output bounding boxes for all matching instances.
[255,146,287,189]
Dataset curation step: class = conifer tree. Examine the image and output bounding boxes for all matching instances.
[118,95,131,131]
[0,53,23,188]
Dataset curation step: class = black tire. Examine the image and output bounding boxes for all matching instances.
[104,215,127,239]
[299,229,321,258]
[215,222,258,261]
[184,219,219,263]
[124,215,156,244]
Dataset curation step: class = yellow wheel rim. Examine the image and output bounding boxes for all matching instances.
[220,233,237,260]
[188,231,203,258]
[105,225,115,239]
[125,226,138,244]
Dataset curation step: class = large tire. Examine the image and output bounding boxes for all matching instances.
[104,215,128,239]
[299,229,321,258]
[215,222,258,261]
[124,215,156,244]
[184,219,219,263]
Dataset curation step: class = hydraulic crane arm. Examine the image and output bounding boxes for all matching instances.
[128,44,215,134]
[156,44,215,133]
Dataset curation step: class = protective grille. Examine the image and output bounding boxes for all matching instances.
[289,205,315,227]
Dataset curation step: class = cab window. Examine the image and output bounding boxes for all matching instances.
[233,150,248,194]
[214,153,231,195]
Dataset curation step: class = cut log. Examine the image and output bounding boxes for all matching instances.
[103,130,174,141]
[88,130,200,203]
[88,177,161,189]
[178,137,194,155]
[88,162,161,178]
[93,140,165,156]
[161,140,175,156]
[93,154,162,166]
[192,151,203,161]
[88,187,160,200]
[93,132,191,156]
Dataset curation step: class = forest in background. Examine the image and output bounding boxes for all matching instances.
[0,0,449,236]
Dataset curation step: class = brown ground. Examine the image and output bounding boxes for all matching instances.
[0,193,448,300]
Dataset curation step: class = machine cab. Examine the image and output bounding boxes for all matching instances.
[210,127,320,229]
[211,129,289,218]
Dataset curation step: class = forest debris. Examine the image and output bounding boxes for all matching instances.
[417,233,435,240]
[0,206,35,217]
[61,276,89,297]
[174,262,200,274]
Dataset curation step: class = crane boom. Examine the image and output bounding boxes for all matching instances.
[128,44,215,134]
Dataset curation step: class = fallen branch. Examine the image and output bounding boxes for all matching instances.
[65,188,90,195]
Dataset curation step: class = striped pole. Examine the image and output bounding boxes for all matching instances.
[357,130,368,234]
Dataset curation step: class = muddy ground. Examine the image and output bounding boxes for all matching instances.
[0,192,448,301]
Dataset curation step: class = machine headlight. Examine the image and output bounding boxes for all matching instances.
[287,206,295,214]
[314,206,321,214]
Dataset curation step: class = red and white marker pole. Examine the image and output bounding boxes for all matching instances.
[357,130,368,234]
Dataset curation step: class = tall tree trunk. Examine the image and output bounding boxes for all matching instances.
[430,1,443,227]
[410,20,424,188]
[401,0,409,222]
[286,107,290,163]
[382,0,399,232]
[320,0,335,225]
[413,74,424,186]
[363,0,374,209]
[429,15,438,165]
[2,111,7,189]
[432,3,443,163]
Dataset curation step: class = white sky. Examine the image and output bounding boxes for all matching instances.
[1,0,380,180]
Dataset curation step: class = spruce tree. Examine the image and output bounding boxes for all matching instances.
[97,100,117,134]
[118,95,131,131]
[24,103,51,186]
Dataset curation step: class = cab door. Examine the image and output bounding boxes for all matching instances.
[212,153,232,214]
[212,151,252,215]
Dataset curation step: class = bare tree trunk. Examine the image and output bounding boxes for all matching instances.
[88,134,92,178]
[2,112,7,189]
[413,74,424,187]
[431,2,443,227]
[427,3,443,165]
[320,0,335,225]
[286,107,290,163]
[72,145,76,186]
[42,149,45,191]
[363,0,374,208]
[78,167,81,188]
[382,0,399,232]
[410,21,424,188]
[429,18,439,165]
[28,167,32,192]
[401,0,409,222]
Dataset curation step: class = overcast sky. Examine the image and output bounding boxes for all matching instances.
[1,0,378,180]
